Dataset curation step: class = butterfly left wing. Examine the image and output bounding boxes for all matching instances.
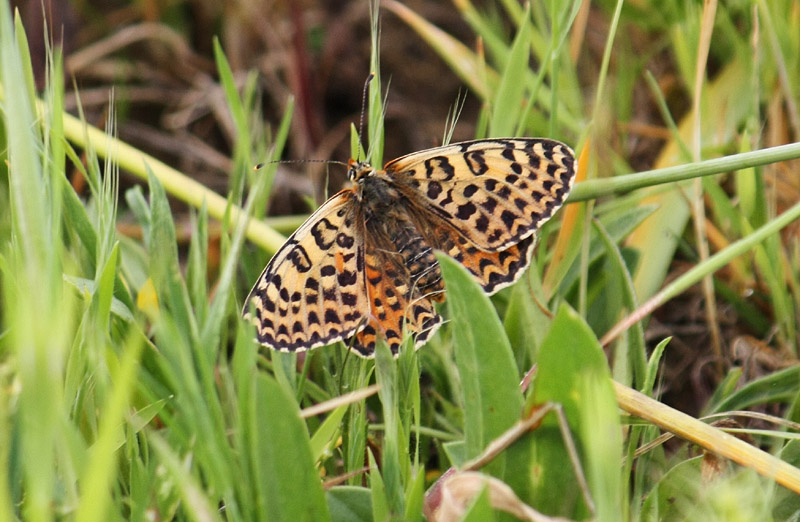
[243,190,370,353]
[384,138,575,252]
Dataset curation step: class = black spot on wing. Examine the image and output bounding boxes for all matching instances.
[463,183,479,197]
[465,150,488,175]
[427,181,443,199]
[425,156,456,180]
[456,202,477,219]
[336,232,355,248]
[287,245,312,273]
[310,218,337,249]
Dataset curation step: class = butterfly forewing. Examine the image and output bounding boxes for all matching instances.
[385,138,575,251]
[243,191,369,352]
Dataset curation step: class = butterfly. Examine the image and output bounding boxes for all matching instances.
[243,138,575,357]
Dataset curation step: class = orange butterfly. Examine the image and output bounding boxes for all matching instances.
[243,138,575,357]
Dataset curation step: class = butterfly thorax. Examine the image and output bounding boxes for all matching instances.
[347,163,407,216]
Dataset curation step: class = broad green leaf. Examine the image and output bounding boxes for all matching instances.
[591,217,646,388]
[504,253,551,367]
[529,304,622,520]
[327,486,372,522]
[251,374,331,522]
[437,253,523,479]
[442,440,467,469]
[773,441,800,519]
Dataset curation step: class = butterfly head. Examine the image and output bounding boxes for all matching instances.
[347,158,375,183]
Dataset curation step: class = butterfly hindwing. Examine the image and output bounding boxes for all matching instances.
[348,212,445,356]
[350,250,443,356]
[428,221,537,295]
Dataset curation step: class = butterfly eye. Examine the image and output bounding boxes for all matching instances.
[349,162,373,183]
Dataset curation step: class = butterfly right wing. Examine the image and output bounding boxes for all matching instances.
[384,138,575,252]
[243,190,369,353]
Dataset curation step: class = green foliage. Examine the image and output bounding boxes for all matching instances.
[437,254,523,474]
[1,0,800,520]
[530,305,622,521]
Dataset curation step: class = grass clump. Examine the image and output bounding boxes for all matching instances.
[1,0,800,520]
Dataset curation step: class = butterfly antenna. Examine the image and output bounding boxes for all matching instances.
[357,73,376,161]
[253,158,349,171]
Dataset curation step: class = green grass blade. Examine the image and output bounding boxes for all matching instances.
[0,4,69,520]
[148,433,225,522]
[75,327,143,522]
[404,466,426,521]
[309,404,348,462]
[186,204,209,326]
[643,337,671,397]
[343,359,372,485]
[146,168,197,343]
[369,449,390,522]
[1,7,46,273]
[374,341,405,514]
[213,36,250,161]
[368,0,385,166]
[489,3,531,136]
[710,366,800,414]
[569,141,800,203]
[591,218,646,388]
[12,12,37,132]
[558,204,656,294]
